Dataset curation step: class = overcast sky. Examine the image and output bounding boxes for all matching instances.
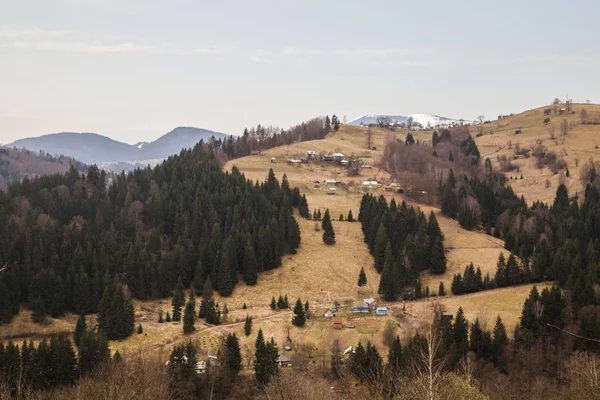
[1,0,599,144]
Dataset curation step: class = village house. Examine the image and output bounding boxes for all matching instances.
[324,179,337,185]
[362,180,380,189]
[363,298,377,310]
[333,319,343,330]
[275,354,293,367]
[305,150,318,159]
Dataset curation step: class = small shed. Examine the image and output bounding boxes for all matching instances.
[275,355,292,367]
[331,153,345,161]
[340,159,349,166]
[376,307,388,316]
[270,157,276,163]
[323,309,335,318]
[324,179,337,186]
[250,150,261,156]
[327,187,337,195]
[333,319,343,330]
[288,158,302,164]
[305,150,318,159]
[362,180,380,189]
[352,302,370,313]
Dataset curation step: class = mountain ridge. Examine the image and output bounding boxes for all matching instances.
[8,126,229,166]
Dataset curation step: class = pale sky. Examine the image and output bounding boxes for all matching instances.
[1,0,599,144]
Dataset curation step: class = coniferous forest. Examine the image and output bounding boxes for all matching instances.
[359,194,445,300]
[0,142,301,327]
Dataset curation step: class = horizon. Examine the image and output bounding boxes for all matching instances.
[2,0,600,144]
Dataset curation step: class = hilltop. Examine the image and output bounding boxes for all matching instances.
[472,103,600,204]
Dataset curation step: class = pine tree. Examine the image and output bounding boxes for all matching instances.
[304,301,309,311]
[429,237,446,274]
[283,295,289,308]
[137,324,143,334]
[373,222,388,272]
[270,296,277,310]
[193,258,205,295]
[158,310,164,323]
[357,267,368,287]
[218,242,235,297]
[183,299,196,334]
[322,209,336,245]
[292,298,306,327]
[405,133,415,145]
[244,315,253,336]
[254,329,270,385]
[166,311,171,322]
[74,313,86,347]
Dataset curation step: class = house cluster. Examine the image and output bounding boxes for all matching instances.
[165,354,219,375]
[352,298,388,316]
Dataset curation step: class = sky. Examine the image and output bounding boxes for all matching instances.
[1,0,600,144]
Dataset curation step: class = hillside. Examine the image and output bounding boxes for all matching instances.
[9,126,228,166]
[349,113,474,128]
[0,147,87,191]
[472,103,600,204]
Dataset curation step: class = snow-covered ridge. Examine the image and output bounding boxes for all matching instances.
[348,114,475,129]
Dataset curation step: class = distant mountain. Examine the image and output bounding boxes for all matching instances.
[348,114,474,128]
[9,127,228,166]
[0,147,88,191]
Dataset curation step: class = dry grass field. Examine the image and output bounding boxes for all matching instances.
[473,103,600,205]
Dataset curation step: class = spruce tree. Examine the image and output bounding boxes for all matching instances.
[270,296,277,310]
[358,267,367,287]
[78,330,110,376]
[74,313,86,347]
[347,209,354,222]
[292,298,306,327]
[322,209,336,245]
[138,324,143,334]
[31,296,46,323]
[452,307,469,364]
[171,277,185,322]
[244,315,253,336]
[224,333,242,377]
[165,311,171,322]
[243,236,258,285]
[193,258,205,295]
[492,315,508,370]
[429,237,446,274]
[254,329,268,385]
[183,299,196,334]
[438,281,446,296]
[380,242,397,301]
[387,336,403,373]
[199,276,214,319]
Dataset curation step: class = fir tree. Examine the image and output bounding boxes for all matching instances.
[357,267,368,287]
[183,299,196,334]
[137,324,143,334]
[74,313,86,347]
[158,310,164,323]
[347,209,354,222]
[78,330,110,375]
[322,209,336,245]
[243,236,258,285]
[292,298,306,327]
[387,335,403,373]
[380,242,397,301]
[254,329,278,385]
[224,333,242,377]
[492,315,508,370]
[31,296,46,323]
[438,281,446,296]
[165,311,171,322]
[270,296,277,310]
[244,315,253,336]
